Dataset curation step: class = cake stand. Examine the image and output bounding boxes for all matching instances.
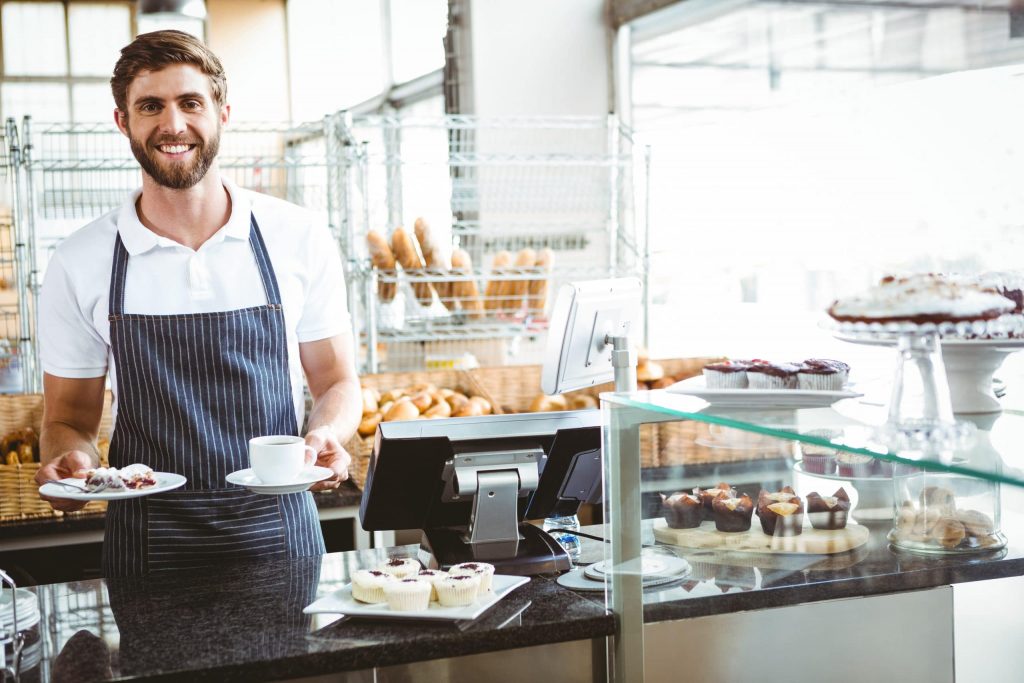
[836,331,1024,414]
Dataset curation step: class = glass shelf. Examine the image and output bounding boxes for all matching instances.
[600,390,1024,488]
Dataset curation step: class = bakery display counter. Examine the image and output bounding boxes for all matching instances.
[600,387,1024,682]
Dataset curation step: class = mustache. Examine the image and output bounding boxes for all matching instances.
[150,137,201,146]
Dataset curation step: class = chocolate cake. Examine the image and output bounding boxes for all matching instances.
[695,483,736,518]
[828,273,1015,324]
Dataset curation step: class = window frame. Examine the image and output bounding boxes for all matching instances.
[0,0,136,122]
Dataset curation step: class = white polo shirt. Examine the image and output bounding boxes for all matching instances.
[39,177,350,428]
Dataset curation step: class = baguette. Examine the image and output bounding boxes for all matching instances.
[500,247,537,311]
[391,226,435,306]
[484,251,512,311]
[366,230,397,303]
[414,217,456,312]
[527,247,554,314]
[451,248,484,318]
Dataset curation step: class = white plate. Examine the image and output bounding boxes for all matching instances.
[38,472,186,501]
[225,466,334,495]
[666,376,861,408]
[303,574,530,621]
[0,587,40,631]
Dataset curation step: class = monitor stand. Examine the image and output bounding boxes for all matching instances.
[422,524,571,576]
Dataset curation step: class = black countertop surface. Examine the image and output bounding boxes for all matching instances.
[11,545,613,682]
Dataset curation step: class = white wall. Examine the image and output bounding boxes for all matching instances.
[468,0,610,116]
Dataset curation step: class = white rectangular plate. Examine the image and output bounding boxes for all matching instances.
[666,376,861,408]
[303,574,530,621]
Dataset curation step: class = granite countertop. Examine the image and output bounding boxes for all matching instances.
[11,514,1024,680]
[13,545,613,682]
[0,482,364,540]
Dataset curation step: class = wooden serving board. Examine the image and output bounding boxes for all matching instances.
[653,518,869,555]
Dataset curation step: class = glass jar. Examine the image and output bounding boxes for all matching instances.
[888,465,1005,554]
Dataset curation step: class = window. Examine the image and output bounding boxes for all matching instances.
[287,0,447,122]
[0,0,133,122]
[626,1,1024,361]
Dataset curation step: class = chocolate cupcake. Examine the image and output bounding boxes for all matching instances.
[695,483,736,519]
[661,492,703,529]
[797,359,850,391]
[756,487,804,537]
[836,452,874,478]
[746,362,801,390]
[702,360,750,389]
[712,494,754,532]
[806,488,851,530]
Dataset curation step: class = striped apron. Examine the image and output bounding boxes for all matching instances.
[102,214,325,577]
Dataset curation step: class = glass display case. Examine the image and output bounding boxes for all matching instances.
[599,389,1024,682]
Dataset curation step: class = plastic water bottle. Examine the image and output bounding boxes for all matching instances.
[543,514,582,561]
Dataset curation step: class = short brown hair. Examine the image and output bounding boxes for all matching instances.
[111,30,227,113]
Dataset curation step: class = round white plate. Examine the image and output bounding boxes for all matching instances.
[667,376,861,409]
[38,472,186,501]
[225,466,333,495]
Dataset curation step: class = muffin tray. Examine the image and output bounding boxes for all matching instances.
[652,518,869,555]
[302,574,529,621]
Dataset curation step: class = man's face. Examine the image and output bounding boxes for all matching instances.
[116,64,229,189]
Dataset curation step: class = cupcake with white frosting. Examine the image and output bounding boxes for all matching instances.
[351,569,397,604]
[378,557,421,579]
[383,578,432,611]
[416,569,447,601]
[436,574,481,607]
[448,562,495,594]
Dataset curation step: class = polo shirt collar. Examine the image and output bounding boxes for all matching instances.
[116,177,253,255]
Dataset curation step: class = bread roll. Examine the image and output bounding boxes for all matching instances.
[384,397,420,422]
[361,387,380,415]
[366,230,397,303]
[391,226,435,305]
[380,388,405,404]
[484,251,512,311]
[451,248,484,318]
[358,412,383,437]
[454,400,484,418]
[468,395,492,415]
[529,394,569,412]
[446,392,470,414]
[409,391,433,413]
[528,248,554,314]
[567,394,598,410]
[415,218,457,312]
[424,400,452,418]
[636,361,665,383]
[502,248,536,311]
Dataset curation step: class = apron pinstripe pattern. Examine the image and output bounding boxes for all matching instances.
[102,214,325,577]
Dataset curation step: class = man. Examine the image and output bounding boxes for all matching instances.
[34,30,362,577]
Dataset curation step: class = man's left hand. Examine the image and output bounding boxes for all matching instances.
[304,426,350,491]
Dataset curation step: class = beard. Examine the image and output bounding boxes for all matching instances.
[127,123,221,190]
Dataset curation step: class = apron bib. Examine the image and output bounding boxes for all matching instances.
[102,214,324,577]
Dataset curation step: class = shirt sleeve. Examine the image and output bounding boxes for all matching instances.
[296,221,351,343]
[39,251,108,378]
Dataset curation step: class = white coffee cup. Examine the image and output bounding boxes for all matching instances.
[249,435,313,485]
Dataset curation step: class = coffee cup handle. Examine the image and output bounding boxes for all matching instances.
[304,445,317,467]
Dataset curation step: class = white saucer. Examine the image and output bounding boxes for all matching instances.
[225,466,334,495]
[667,376,861,408]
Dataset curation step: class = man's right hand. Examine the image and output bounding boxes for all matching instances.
[35,450,95,512]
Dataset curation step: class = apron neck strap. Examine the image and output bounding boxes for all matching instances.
[108,212,283,316]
